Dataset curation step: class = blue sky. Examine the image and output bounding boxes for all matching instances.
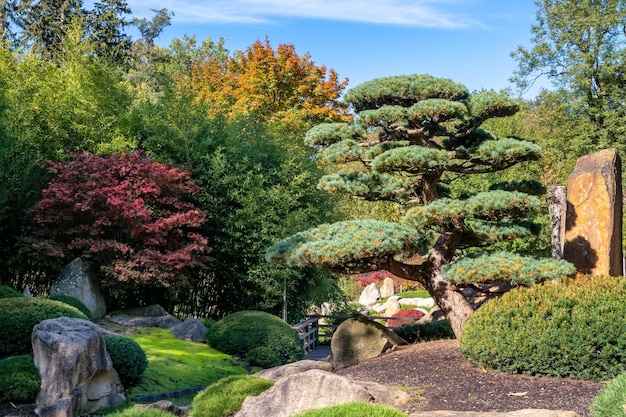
[125,1,547,99]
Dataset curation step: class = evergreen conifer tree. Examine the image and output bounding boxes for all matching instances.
[266,74,575,337]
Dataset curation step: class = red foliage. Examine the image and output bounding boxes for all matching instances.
[355,270,394,287]
[387,309,426,328]
[22,151,211,293]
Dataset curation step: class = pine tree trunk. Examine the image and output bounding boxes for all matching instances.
[424,231,474,339]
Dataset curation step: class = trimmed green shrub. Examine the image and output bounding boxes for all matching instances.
[104,334,148,387]
[0,355,41,403]
[393,320,454,344]
[206,310,303,365]
[292,402,408,417]
[49,295,93,320]
[189,375,273,417]
[590,371,626,417]
[199,317,217,330]
[0,285,24,299]
[460,275,626,380]
[245,346,281,368]
[0,297,88,357]
[108,408,174,417]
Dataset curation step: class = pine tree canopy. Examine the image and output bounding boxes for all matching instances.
[267,74,574,337]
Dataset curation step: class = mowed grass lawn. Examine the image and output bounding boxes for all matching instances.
[124,328,250,399]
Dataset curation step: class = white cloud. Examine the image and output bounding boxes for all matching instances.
[127,0,481,28]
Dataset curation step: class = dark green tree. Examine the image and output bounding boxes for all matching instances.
[88,0,132,65]
[14,0,86,59]
[511,0,626,151]
[267,74,575,337]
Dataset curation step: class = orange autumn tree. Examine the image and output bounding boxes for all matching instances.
[190,37,350,126]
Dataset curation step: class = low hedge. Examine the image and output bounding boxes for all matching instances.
[590,371,626,417]
[0,297,88,357]
[0,355,41,403]
[460,275,626,380]
[48,294,93,320]
[0,285,24,299]
[206,310,303,366]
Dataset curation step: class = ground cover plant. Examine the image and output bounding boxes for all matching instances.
[292,402,408,417]
[460,274,626,380]
[590,370,626,417]
[189,375,274,417]
[124,328,249,400]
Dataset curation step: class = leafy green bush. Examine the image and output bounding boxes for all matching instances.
[189,375,273,417]
[199,317,217,330]
[460,275,626,380]
[0,297,88,357]
[0,355,41,403]
[393,320,454,344]
[206,310,303,365]
[48,294,93,320]
[108,408,174,417]
[245,346,281,368]
[590,371,626,417]
[0,285,24,299]
[292,402,407,417]
[104,334,148,387]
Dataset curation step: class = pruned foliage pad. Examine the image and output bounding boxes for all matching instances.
[460,275,626,380]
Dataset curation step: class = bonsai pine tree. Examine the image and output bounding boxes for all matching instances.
[266,74,575,338]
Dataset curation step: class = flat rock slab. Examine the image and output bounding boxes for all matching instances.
[409,410,580,417]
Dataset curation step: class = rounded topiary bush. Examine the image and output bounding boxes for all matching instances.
[104,334,148,387]
[460,275,626,380]
[206,310,303,366]
[190,375,273,417]
[48,295,93,320]
[0,297,88,357]
[590,370,626,417]
[245,346,282,368]
[0,285,24,299]
[0,355,41,403]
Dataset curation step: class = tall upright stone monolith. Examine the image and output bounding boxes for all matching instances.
[563,148,622,276]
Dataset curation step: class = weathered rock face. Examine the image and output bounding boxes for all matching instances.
[254,359,333,381]
[32,317,126,417]
[169,318,208,342]
[49,257,107,319]
[358,282,381,306]
[135,400,188,417]
[564,148,622,276]
[235,369,409,417]
[330,315,407,370]
[379,277,395,298]
[109,304,181,328]
[383,295,401,316]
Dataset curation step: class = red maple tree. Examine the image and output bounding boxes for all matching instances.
[22,151,211,298]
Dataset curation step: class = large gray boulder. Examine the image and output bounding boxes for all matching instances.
[254,359,333,381]
[235,369,409,417]
[331,315,407,370]
[49,257,107,319]
[109,304,181,328]
[358,282,381,306]
[169,318,208,342]
[32,317,126,417]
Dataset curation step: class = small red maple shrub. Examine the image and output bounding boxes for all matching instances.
[21,151,211,300]
[387,309,426,328]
